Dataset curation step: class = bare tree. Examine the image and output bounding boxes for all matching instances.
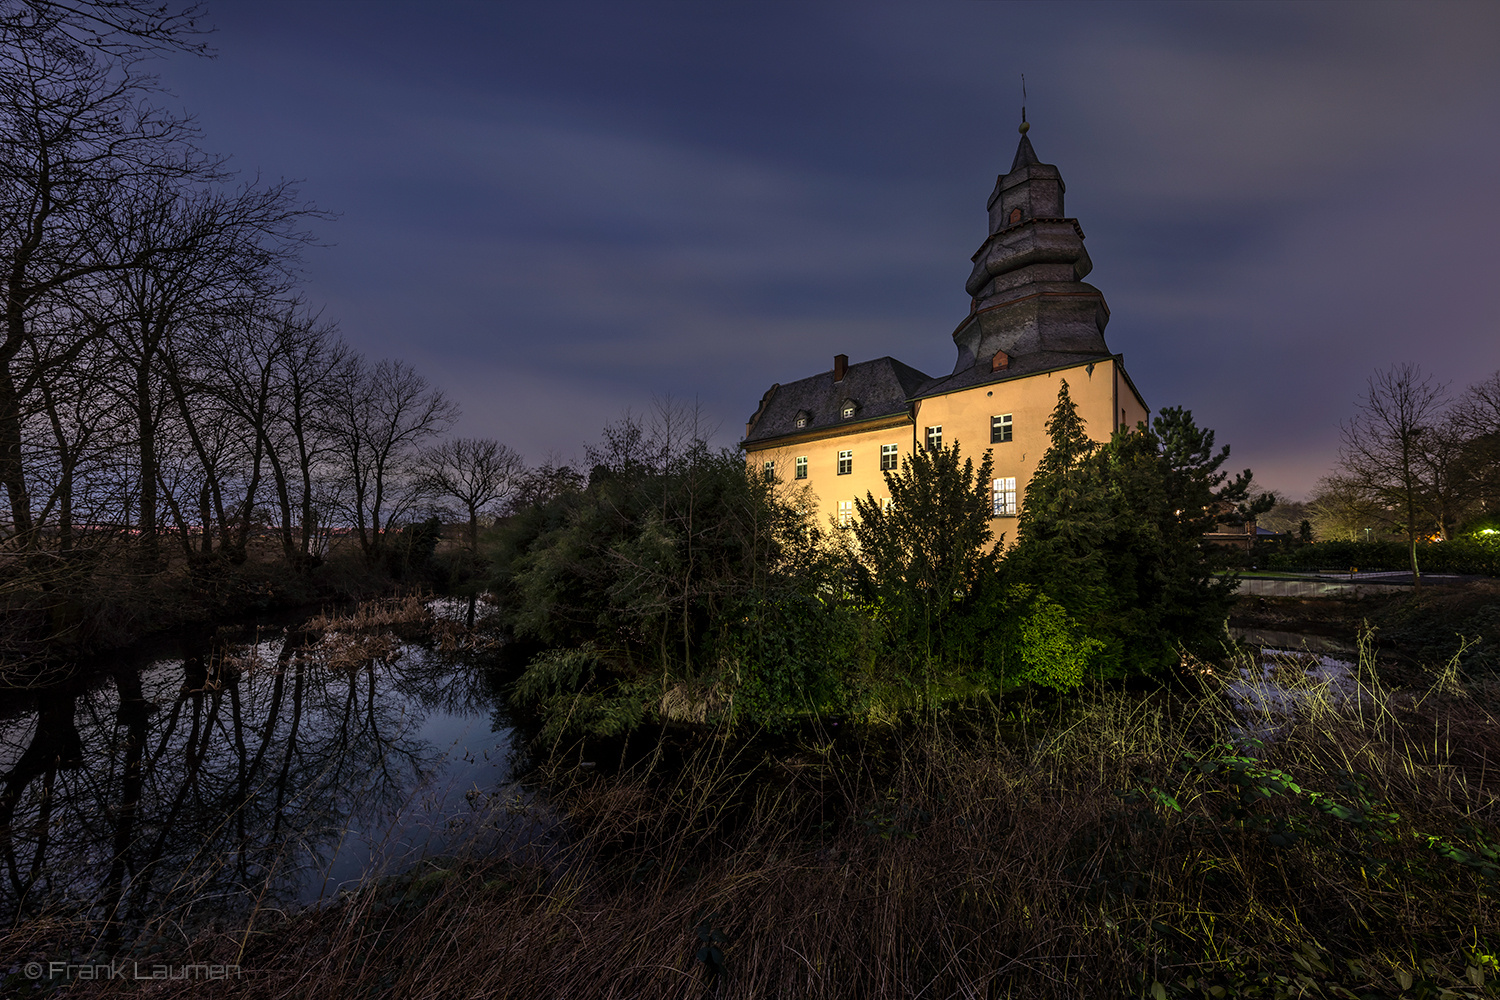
[420,438,523,550]
[0,11,212,543]
[1338,364,1451,585]
[3,1,213,58]
[1451,369,1500,525]
[324,357,457,562]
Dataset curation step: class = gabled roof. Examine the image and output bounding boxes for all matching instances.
[744,356,934,445]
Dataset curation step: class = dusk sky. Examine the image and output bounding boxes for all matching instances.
[153,1,1500,501]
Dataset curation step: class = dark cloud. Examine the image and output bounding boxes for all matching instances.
[156,1,1500,498]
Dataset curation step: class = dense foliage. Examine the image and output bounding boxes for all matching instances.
[497,387,1271,737]
[494,412,869,737]
[1009,382,1272,678]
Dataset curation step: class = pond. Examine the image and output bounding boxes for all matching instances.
[1227,628,1362,743]
[0,600,552,947]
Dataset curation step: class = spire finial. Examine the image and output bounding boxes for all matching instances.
[1019,74,1029,134]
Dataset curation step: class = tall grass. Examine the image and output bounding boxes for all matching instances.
[33,641,1500,999]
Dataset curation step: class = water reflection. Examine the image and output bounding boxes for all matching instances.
[0,614,540,945]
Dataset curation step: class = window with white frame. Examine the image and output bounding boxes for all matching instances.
[838,500,853,526]
[925,426,943,452]
[880,497,893,513]
[842,401,856,419]
[991,413,1013,443]
[795,456,807,480]
[763,460,775,476]
[837,449,852,475]
[880,443,898,471]
[993,477,1017,516]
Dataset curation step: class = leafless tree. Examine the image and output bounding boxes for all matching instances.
[1451,370,1500,525]
[0,11,213,543]
[2,1,212,58]
[420,438,523,550]
[324,357,457,562]
[1337,363,1451,585]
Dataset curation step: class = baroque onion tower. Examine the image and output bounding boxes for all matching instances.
[742,123,1148,541]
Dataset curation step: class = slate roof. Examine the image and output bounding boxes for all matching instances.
[743,356,935,445]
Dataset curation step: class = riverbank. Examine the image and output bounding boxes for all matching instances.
[0,540,443,691]
[8,585,1500,998]
[20,615,1498,999]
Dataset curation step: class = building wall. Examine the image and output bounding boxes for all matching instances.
[748,415,914,532]
[746,358,1148,545]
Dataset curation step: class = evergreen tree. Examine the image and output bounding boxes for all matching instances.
[1010,382,1270,680]
[851,441,995,668]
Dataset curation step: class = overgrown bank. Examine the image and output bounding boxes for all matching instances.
[35,640,1500,999]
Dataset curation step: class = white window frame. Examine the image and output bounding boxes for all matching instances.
[925,426,943,452]
[991,413,1013,444]
[763,460,775,476]
[838,499,853,527]
[837,449,852,475]
[993,476,1017,516]
[794,456,807,480]
[880,443,898,471]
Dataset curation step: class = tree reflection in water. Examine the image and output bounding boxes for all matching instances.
[0,622,533,946]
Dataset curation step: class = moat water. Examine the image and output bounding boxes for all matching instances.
[0,602,553,944]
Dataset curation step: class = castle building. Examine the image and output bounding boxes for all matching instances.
[742,126,1149,543]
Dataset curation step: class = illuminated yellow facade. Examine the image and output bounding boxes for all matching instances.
[742,128,1149,544]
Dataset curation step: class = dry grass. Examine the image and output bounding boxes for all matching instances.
[32,644,1500,999]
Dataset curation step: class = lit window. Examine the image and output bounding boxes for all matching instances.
[838,500,853,527]
[795,456,807,480]
[794,410,811,429]
[837,450,852,475]
[842,402,855,419]
[795,416,808,429]
[993,477,1017,516]
[880,497,893,513]
[763,460,775,476]
[880,443,898,471]
[991,414,1012,443]
[925,426,943,452]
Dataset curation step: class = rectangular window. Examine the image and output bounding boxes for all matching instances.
[925,426,943,452]
[993,477,1017,516]
[795,456,807,480]
[880,497,893,513]
[838,500,853,526]
[763,460,775,476]
[837,449,852,475]
[880,443,898,471]
[991,413,1013,443]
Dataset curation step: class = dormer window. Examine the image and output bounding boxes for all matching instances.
[992,350,1010,372]
[840,398,859,420]
[793,409,811,429]
[1008,207,1022,225]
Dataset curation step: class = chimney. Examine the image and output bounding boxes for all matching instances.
[833,354,848,382]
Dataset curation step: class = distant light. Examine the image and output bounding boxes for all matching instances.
[1480,528,1499,536]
